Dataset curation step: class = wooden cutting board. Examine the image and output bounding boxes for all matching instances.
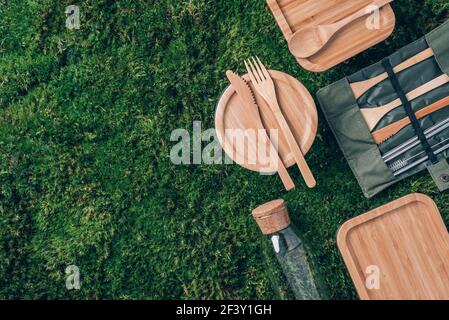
[337,194,449,300]
[215,70,317,173]
[267,0,396,72]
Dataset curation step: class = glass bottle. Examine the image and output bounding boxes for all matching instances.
[252,199,321,300]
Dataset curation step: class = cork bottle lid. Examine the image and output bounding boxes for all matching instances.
[252,199,291,235]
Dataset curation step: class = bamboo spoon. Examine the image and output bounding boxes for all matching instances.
[288,0,394,58]
[351,48,434,99]
[372,95,449,144]
[361,74,449,131]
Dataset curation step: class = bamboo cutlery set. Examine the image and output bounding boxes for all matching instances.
[217,0,400,190]
[216,0,449,300]
[287,0,395,59]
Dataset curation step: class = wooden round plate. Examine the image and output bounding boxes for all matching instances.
[215,70,318,173]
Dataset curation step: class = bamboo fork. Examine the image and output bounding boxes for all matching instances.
[351,48,434,99]
[372,95,449,144]
[244,57,316,188]
[361,73,449,131]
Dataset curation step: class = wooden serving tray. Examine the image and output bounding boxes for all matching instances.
[267,0,396,72]
[215,70,317,173]
[338,194,449,300]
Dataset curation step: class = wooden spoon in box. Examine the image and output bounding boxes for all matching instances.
[372,95,449,144]
[288,0,394,58]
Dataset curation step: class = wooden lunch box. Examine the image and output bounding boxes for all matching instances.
[338,194,449,300]
[267,0,396,72]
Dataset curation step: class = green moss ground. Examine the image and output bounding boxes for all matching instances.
[1,0,449,299]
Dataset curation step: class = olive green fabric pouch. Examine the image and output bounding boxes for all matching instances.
[317,20,449,198]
